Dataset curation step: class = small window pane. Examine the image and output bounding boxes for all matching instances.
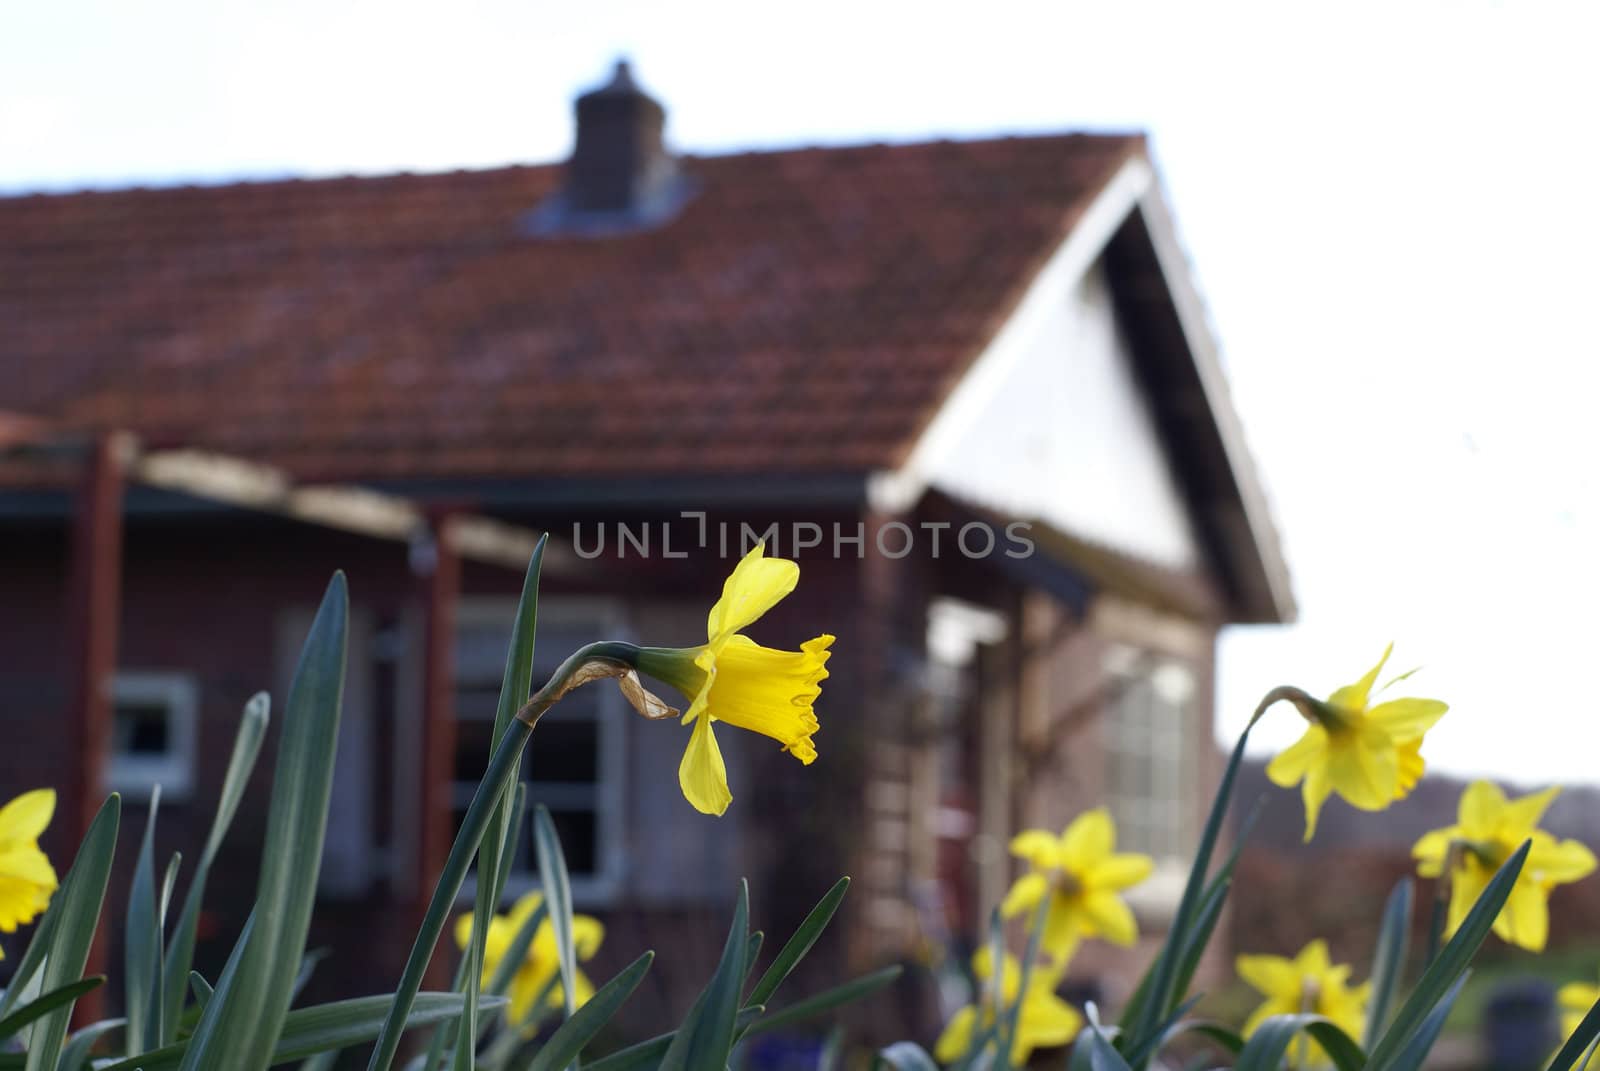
[1105,658,1194,860]
[115,703,171,755]
[528,719,600,784]
[544,810,597,875]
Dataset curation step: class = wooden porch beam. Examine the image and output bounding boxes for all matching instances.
[63,431,131,1024]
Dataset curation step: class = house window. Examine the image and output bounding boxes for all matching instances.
[108,672,199,802]
[452,600,626,905]
[1103,649,1196,862]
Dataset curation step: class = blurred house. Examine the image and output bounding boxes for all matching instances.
[0,63,1291,1037]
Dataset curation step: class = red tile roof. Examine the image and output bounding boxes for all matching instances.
[0,134,1144,483]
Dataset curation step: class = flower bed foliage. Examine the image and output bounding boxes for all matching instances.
[1,541,1598,1070]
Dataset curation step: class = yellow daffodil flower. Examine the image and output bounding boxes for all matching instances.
[453,892,604,1026]
[0,789,59,958]
[1558,975,1600,1070]
[933,947,1082,1066]
[1237,940,1369,1068]
[999,808,1153,962]
[635,544,833,816]
[1266,644,1448,841]
[1412,780,1596,952]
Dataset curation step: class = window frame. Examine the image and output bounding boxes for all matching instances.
[452,596,629,908]
[108,671,200,803]
[1102,644,1198,868]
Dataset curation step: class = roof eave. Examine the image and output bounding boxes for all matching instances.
[1101,168,1296,625]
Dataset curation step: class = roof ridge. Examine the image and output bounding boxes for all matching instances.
[0,130,1146,203]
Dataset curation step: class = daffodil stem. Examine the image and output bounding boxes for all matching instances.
[1250,684,1345,732]
[366,718,533,1071]
[514,640,641,725]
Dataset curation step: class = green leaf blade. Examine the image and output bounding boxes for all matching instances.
[177,573,349,1071]
[23,793,121,1071]
[522,952,654,1071]
[659,883,750,1070]
[1364,877,1414,1050]
[161,691,269,1043]
[98,993,506,1071]
[124,787,164,1054]
[747,877,849,1010]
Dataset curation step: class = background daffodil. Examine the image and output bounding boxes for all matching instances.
[453,892,605,1026]
[0,788,59,955]
[1558,975,1600,1071]
[933,947,1081,1066]
[636,543,833,816]
[1236,939,1369,1068]
[999,808,1153,962]
[1266,644,1448,841]
[1413,780,1597,952]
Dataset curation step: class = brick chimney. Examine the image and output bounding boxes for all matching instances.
[563,60,679,216]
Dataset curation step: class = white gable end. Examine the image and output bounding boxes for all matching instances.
[922,260,1199,569]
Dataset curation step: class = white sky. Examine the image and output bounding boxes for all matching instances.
[5,0,1598,783]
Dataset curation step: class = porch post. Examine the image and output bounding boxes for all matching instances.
[64,431,129,1023]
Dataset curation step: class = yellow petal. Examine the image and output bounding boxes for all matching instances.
[1394,738,1426,800]
[1327,643,1393,713]
[1302,762,1333,842]
[1010,829,1064,871]
[1294,939,1332,977]
[1236,953,1299,998]
[1366,698,1448,740]
[679,712,733,816]
[1081,891,1138,946]
[1325,727,1398,810]
[1267,726,1328,788]
[1559,982,1600,1011]
[1458,780,1507,836]
[1014,989,1082,1064]
[1501,785,1563,838]
[1527,835,1598,885]
[1059,809,1114,873]
[571,915,606,959]
[934,1006,978,1062]
[509,891,545,923]
[1041,895,1083,962]
[1087,852,1154,892]
[1447,860,1490,939]
[1500,881,1550,952]
[705,543,800,642]
[1001,872,1050,919]
[508,966,547,1024]
[0,790,55,845]
[0,847,58,892]
[1411,827,1457,876]
[453,911,476,950]
[566,967,598,1008]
